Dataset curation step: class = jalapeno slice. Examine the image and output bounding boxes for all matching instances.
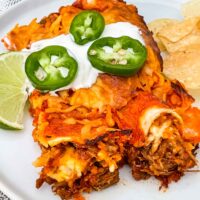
[70,10,105,45]
[87,36,147,76]
[25,45,78,91]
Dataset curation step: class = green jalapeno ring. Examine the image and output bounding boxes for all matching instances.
[70,10,105,45]
[87,36,147,76]
[25,45,78,91]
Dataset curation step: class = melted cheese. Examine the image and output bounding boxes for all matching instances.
[47,147,88,183]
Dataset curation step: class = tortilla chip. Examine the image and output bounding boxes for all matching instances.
[158,17,200,42]
[182,0,200,18]
[159,31,200,52]
[163,44,200,90]
[148,18,178,51]
[158,17,200,52]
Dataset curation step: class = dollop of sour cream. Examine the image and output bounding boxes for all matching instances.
[25,22,144,91]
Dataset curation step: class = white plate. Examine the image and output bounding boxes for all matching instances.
[0,0,200,200]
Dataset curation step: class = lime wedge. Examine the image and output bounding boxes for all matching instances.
[0,52,28,130]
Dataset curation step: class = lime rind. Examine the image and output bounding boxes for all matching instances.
[0,119,23,130]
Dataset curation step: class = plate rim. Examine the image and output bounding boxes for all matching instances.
[0,0,194,199]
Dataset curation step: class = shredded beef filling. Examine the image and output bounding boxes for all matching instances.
[127,138,197,187]
[35,132,129,199]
